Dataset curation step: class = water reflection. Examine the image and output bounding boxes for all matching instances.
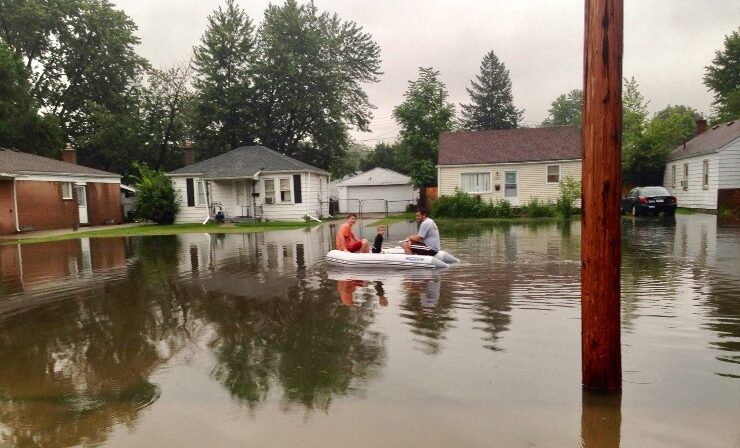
[581,391,622,448]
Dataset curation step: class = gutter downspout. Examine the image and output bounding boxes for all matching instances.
[306,171,310,217]
[12,178,20,232]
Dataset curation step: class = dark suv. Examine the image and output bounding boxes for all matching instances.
[621,186,677,217]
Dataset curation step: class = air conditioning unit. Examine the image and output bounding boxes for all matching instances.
[680,180,688,188]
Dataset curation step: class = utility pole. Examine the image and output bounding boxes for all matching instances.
[581,0,623,391]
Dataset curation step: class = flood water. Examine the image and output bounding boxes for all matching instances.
[0,215,738,447]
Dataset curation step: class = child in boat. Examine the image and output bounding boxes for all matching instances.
[372,225,385,253]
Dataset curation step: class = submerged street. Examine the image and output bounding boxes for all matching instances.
[0,215,738,447]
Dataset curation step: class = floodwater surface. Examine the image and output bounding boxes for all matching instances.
[0,215,738,447]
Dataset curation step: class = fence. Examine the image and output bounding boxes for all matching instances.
[325,198,417,219]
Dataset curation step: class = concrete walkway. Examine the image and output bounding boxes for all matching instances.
[0,223,144,241]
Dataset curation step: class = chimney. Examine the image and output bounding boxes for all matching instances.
[696,118,707,136]
[62,144,77,164]
[184,141,195,166]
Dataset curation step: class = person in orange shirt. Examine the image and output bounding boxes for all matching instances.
[335,213,369,253]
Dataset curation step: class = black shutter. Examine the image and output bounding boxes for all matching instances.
[186,178,195,207]
[293,174,302,203]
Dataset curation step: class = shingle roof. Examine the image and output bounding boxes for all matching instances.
[668,120,740,161]
[0,148,120,177]
[167,145,329,178]
[337,167,411,186]
[439,126,582,165]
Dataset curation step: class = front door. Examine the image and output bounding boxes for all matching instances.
[76,185,88,225]
[504,171,518,206]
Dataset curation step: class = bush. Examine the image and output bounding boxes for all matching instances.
[431,189,513,218]
[133,163,180,224]
[556,175,581,218]
[520,197,556,217]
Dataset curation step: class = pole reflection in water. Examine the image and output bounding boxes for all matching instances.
[581,390,622,448]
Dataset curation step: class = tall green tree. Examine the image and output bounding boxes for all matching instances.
[542,89,583,126]
[460,50,522,130]
[621,76,649,180]
[191,0,256,159]
[704,28,740,123]
[253,0,381,170]
[0,0,148,164]
[0,41,62,155]
[359,142,408,174]
[393,67,455,188]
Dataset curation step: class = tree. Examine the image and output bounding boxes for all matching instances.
[393,67,455,187]
[0,41,62,155]
[0,0,148,166]
[141,64,194,170]
[133,163,179,224]
[542,89,583,126]
[191,0,256,159]
[621,76,649,180]
[359,142,408,174]
[704,28,740,123]
[253,0,381,170]
[460,50,522,130]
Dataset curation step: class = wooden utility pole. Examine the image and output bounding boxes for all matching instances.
[581,0,623,391]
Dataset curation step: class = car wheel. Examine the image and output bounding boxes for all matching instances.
[665,209,675,217]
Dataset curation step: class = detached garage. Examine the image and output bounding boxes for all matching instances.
[337,168,418,213]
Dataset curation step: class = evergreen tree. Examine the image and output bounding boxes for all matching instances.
[542,89,583,126]
[191,0,257,159]
[460,50,522,130]
[704,28,740,123]
[393,67,455,188]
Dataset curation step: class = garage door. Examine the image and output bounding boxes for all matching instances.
[345,185,416,213]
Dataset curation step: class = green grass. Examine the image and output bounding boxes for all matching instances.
[2,221,319,246]
[366,213,416,227]
[675,207,699,215]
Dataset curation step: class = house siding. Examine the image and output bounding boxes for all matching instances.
[0,180,16,234]
[718,138,740,189]
[172,173,329,223]
[439,160,582,206]
[664,153,720,210]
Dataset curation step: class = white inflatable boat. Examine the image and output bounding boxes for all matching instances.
[326,247,458,269]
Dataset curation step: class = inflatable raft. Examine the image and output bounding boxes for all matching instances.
[326,247,458,269]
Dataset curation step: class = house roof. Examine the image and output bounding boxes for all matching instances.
[668,120,740,161]
[438,126,582,165]
[167,145,329,178]
[337,167,412,187]
[0,148,120,177]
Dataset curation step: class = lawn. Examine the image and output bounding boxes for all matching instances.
[2,221,320,245]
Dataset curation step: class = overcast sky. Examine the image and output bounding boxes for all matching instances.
[118,0,740,144]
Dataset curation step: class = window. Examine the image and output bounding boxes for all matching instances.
[671,165,676,188]
[460,173,491,193]
[546,165,560,183]
[683,163,689,191]
[196,180,207,205]
[61,182,73,199]
[280,178,292,202]
[702,160,709,189]
[264,179,275,204]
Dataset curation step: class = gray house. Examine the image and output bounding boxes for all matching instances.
[167,146,330,222]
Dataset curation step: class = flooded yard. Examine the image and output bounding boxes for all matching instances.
[0,215,738,447]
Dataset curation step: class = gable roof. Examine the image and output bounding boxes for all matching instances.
[439,126,582,165]
[0,148,120,177]
[167,145,329,178]
[337,167,412,187]
[668,120,740,161]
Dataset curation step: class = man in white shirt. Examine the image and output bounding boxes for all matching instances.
[402,208,440,256]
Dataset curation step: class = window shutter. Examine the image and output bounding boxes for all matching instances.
[186,178,195,207]
[293,174,302,203]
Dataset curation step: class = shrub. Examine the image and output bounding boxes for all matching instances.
[431,189,513,218]
[556,175,582,218]
[133,163,180,225]
[520,197,556,217]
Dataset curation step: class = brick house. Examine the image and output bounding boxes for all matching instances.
[0,146,123,235]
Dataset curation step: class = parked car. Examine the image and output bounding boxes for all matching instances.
[621,186,677,217]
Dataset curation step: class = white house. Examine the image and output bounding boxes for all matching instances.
[437,127,582,206]
[336,167,418,213]
[167,146,330,222]
[663,120,740,212]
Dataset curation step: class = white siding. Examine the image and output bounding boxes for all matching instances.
[258,172,329,221]
[340,184,417,213]
[663,153,720,210]
[171,176,209,223]
[438,160,582,206]
[718,138,740,189]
